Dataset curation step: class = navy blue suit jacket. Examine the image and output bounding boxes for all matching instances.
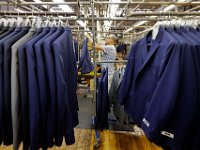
[3,27,30,145]
[139,28,200,149]
[52,27,78,145]
[101,68,109,129]
[117,31,161,125]
[0,27,23,145]
[117,28,180,146]
[0,27,16,144]
[34,27,56,149]
[43,27,64,147]
[18,28,43,150]
[0,26,9,35]
[151,27,200,150]
[52,27,79,126]
[96,69,105,130]
[78,38,93,74]
[0,27,15,39]
[25,27,50,150]
[74,39,78,61]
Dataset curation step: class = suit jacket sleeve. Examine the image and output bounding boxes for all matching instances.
[117,43,138,105]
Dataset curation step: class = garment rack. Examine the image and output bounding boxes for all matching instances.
[1,1,200,148]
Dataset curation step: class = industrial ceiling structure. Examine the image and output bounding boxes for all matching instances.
[1,0,200,42]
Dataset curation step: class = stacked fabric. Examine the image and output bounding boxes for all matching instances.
[118,27,200,150]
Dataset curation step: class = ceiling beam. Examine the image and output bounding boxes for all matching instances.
[1,1,200,6]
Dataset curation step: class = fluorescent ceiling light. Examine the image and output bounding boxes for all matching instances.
[52,0,73,13]
[15,8,24,13]
[76,20,86,27]
[123,0,191,34]
[163,5,176,11]
[104,0,121,31]
[33,0,47,9]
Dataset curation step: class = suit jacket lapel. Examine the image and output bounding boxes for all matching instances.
[135,40,160,81]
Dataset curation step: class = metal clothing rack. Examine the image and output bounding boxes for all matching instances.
[1,1,200,149]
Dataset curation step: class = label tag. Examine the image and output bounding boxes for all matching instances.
[161,131,174,139]
[142,118,150,127]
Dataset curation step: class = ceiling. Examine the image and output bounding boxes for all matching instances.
[1,0,200,41]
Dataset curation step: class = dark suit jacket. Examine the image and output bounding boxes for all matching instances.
[52,27,78,146]
[96,69,105,130]
[78,38,93,74]
[3,27,30,145]
[25,27,50,150]
[34,27,56,149]
[43,27,63,147]
[18,28,43,150]
[137,28,200,149]
[101,68,110,129]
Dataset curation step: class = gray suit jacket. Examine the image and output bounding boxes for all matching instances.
[11,27,36,150]
[109,69,127,125]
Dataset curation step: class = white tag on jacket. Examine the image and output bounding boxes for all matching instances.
[161,131,174,139]
[142,118,150,127]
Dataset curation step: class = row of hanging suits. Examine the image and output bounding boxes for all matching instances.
[118,26,200,150]
[0,25,79,150]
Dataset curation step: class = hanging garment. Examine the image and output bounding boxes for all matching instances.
[73,39,78,61]
[109,69,126,125]
[0,24,78,150]
[96,69,105,130]
[11,27,36,150]
[34,27,57,149]
[52,27,78,145]
[3,27,30,145]
[78,38,93,74]
[96,68,110,130]
[0,28,17,140]
[18,28,43,150]
[0,26,9,36]
[43,26,64,147]
[117,26,200,150]
[101,68,110,129]
[25,27,51,150]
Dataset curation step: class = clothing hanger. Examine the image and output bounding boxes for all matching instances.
[6,4,16,26]
[65,19,69,27]
[16,11,23,27]
[6,11,16,27]
[175,18,182,29]
[152,21,161,40]
[24,14,31,27]
[192,19,198,29]
[51,17,57,27]
[57,18,63,27]
[31,17,36,28]
[35,16,42,28]
[44,15,50,27]
[1,18,8,26]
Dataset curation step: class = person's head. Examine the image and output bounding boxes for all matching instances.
[105,34,117,45]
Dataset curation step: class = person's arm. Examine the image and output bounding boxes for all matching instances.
[95,44,104,51]
[88,41,104,51]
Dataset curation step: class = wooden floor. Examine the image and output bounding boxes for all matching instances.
[0,128,163,150]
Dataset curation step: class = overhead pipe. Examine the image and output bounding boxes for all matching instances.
[0,1,200,6]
